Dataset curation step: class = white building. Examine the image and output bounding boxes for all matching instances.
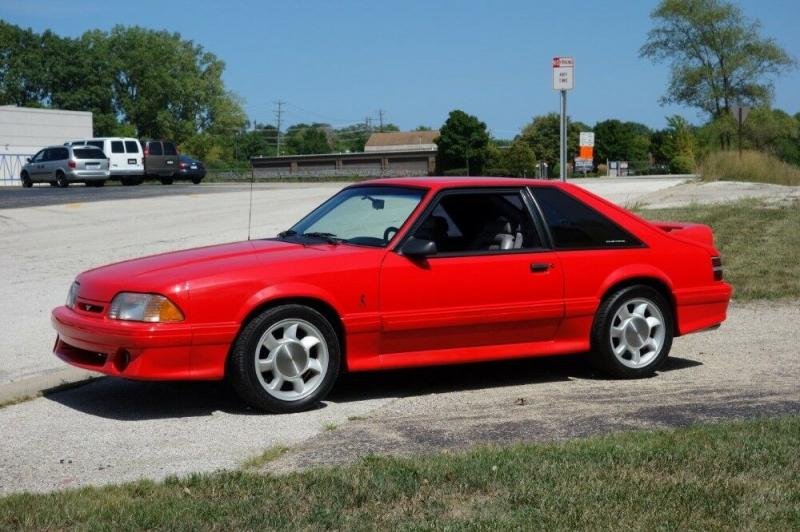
[0,106,93,184]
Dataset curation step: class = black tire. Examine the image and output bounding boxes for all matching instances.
[228,304,341,413]
[191,177,202,184]
[21,172,32,188]
[160,177,174,185]
[49,182,57,187]
[56,172,69,188]
[95,180,106,187]
[120,177,132,186]
[589,285,673,378]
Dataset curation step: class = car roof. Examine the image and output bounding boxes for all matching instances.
[357,176,571,191]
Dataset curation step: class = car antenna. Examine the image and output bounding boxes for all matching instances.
[247,163,255,241]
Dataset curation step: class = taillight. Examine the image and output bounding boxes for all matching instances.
[143,146,149,157]
[712,256,723,281]
[180,163,188,169]
[68,160,76,169]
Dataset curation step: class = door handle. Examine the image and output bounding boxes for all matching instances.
[530,262,552,273]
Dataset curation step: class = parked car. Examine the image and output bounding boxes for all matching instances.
[141,139,179,184]
[21,145,109,188]
[51,178,732,412]
[177,154,206,184]
[66,138,144,185]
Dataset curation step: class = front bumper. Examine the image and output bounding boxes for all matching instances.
[51,306,234,380]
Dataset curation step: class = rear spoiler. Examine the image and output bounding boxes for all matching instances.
[650,221,715,246]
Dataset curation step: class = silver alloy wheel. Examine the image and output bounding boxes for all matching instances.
[254,318,329,401]
[609,297,665,369]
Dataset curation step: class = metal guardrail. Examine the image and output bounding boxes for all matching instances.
[0,153,30,186]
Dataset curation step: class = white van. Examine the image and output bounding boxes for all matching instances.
[65,138,144,182]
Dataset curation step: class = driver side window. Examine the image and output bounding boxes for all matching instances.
[32,150,45,162]
[412,190,543,254]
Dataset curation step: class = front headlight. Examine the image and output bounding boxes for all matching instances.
[108,292,184,323]
[66,281,79,309]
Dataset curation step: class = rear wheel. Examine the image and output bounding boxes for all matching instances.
[56,172,69,188]
[160,177,174,185]
[228,304,340,413]
[590,285,673,378]
[191,177,202,184]
[21,172,32,188]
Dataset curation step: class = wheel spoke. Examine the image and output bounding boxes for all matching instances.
[267,376,284,391]
[257,356,273,372]
[613,342,627,356]
[633,303,648,317]
[645,316,661,332]
[610,325,624,339]
[630,347,641,365]
[307,358,322,374]
[617,305,632,320]
[301,335,321,351]
[284,323,299,340]
[262,332,280,351]
[644,337,659,353]
[288,377,305,394]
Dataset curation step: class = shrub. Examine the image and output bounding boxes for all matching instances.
[669,155,695,174]
[698,150,800,185]
[483,168,512,177]
[442,168,468,176]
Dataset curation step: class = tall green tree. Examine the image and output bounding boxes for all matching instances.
[593,120,652,164]
[518,113,584,168]
[435,110,490,175]
[504,140,537,177]
[640,0,795,118]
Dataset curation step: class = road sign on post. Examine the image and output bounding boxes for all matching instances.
[730,105,750,158]
[553,57,574,182]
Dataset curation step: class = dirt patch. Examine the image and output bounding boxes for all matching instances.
[635,180,800,209]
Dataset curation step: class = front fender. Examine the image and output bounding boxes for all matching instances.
[237,282,344,324]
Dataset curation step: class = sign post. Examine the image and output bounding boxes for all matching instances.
[552,57,574,181]
[730,105,750,159]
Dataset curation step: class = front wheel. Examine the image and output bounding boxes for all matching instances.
[228,304,341,413]
[160,177,174,185]
[21,172,32,188]
[590,286,673,378]
[191,177,202,184]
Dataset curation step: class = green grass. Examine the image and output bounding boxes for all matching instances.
[637,199,800,300]
[240,446,289,470]
[2,416,798,530]
[699,150,800,186]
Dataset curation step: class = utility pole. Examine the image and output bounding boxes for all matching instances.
[364,116,373,132]
[377,109,386,132]
[274,100,285,156]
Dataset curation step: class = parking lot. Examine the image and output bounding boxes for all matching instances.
[1,176,798,495]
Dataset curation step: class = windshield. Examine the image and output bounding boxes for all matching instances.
[285,186,426,247]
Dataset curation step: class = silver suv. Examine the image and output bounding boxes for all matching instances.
[20,145,110,188]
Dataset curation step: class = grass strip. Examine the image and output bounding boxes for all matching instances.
[2,416,798,530]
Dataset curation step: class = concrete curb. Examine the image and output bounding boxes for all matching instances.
[0,368,99,406]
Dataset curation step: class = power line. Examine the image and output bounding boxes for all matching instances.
[377,109,386,132]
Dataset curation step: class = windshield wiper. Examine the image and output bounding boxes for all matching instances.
[277,229,297,239]
[301,232,343,244]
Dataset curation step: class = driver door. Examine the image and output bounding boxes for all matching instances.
[379,188,564,362]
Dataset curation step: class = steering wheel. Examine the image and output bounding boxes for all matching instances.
[383,226,399,243]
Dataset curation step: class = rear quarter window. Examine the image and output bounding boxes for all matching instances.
[532,187,642,249]
[148,142,163,156]
[124,141,139,153]
[163,142,177,155]
[73,148,106,159]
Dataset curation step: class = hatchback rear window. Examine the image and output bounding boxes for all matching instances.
[111,141,124,153]
[124,141,139,153]
[163,142,177,155]
[148,142,163,155]
[74,148,106,159]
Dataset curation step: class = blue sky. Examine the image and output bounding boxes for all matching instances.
[2,0,798,137]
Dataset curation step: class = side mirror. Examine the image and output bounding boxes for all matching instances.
[26,157,31,163]
[400,237,437,257]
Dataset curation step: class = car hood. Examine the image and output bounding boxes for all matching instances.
[75,239,335,302]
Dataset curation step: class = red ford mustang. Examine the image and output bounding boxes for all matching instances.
[52,178,732,412]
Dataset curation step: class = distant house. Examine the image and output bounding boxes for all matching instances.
[251,130,439,179]
[364,130,439,153]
